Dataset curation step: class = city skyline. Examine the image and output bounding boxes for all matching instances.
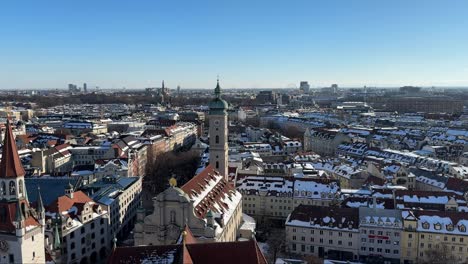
[1,0,468,89]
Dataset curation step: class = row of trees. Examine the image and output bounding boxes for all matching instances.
[144,150,201,196]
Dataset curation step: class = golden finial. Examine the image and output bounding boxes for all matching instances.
[182,230,187,245]
[169,177,177,187]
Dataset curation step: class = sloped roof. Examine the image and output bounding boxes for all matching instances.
[287,204,359,230]
[185,240,267,264]
[445,177,468,194]
[46,191,93,217]
[107,239,267,264]
[180,165,240,219]
[0,120,26,178]
[0,201,40,233]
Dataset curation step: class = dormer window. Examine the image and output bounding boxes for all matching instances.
[458,225,466,232]
[422,222,430,229]
[446,224,454,231]
[434,223,441,230]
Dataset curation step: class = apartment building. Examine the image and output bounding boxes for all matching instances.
[31,143,73,175]
[84,175,142,241]
[69,143,116,166]
[358,207,402,264]
[285,205,360,261]
[285,205,468,264]
[303,128,351,156]
[237,176,340,225]
[402,210,468,264]
[45,189,109,264]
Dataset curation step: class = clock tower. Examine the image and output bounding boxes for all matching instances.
[0,119,45,263]
[208,79,229,180]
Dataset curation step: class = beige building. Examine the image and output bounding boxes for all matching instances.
[285,205,360,261]
[31,144,73,175]
[237,176,340,225]
[303,128,351,156]
[402,210,468,264]
[70,144,116,166]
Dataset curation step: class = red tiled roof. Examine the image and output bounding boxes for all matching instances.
[0,120,26,178]
[46,191,93,217]
[0,200,40,233]
[445,177,468,194]
[185,240,268,264]
[181,165,237,219]
[107,239,267,264]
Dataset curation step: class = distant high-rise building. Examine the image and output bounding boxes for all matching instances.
[177,85,180,94]
[331,84,338,93]
[68,83,79,93]
[83,82,87,93]
[256,90,278,104]
[300,81,310,93]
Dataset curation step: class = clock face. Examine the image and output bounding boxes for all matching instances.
[214,120,220,127]
[0,240,8,252]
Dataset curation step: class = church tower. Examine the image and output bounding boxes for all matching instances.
[208,79,229,179]
[0,119,45,263]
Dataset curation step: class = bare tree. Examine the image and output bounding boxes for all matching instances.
[144,151,200,195]
[265,228,285,263]
[421,244,457,264]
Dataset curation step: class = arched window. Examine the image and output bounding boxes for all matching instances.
[170,211,176,224]
[0,182,5,196]
[18,180,23,195]
[9,181,16,195]
[215,135,219,144]
[216,161,219,169]
[0,207,6,222]
[21,203,27,218]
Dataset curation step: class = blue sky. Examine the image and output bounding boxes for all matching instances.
[1,0,468,89]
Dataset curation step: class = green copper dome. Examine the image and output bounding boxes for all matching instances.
[209,79,228,114]
[209,98,228,110]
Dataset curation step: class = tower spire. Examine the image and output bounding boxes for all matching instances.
[15,200,25,226]
[37,187,45,214]
[0,118,26,178]
[214,77,221,98]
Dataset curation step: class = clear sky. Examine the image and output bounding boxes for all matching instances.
[1,0,468,89]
